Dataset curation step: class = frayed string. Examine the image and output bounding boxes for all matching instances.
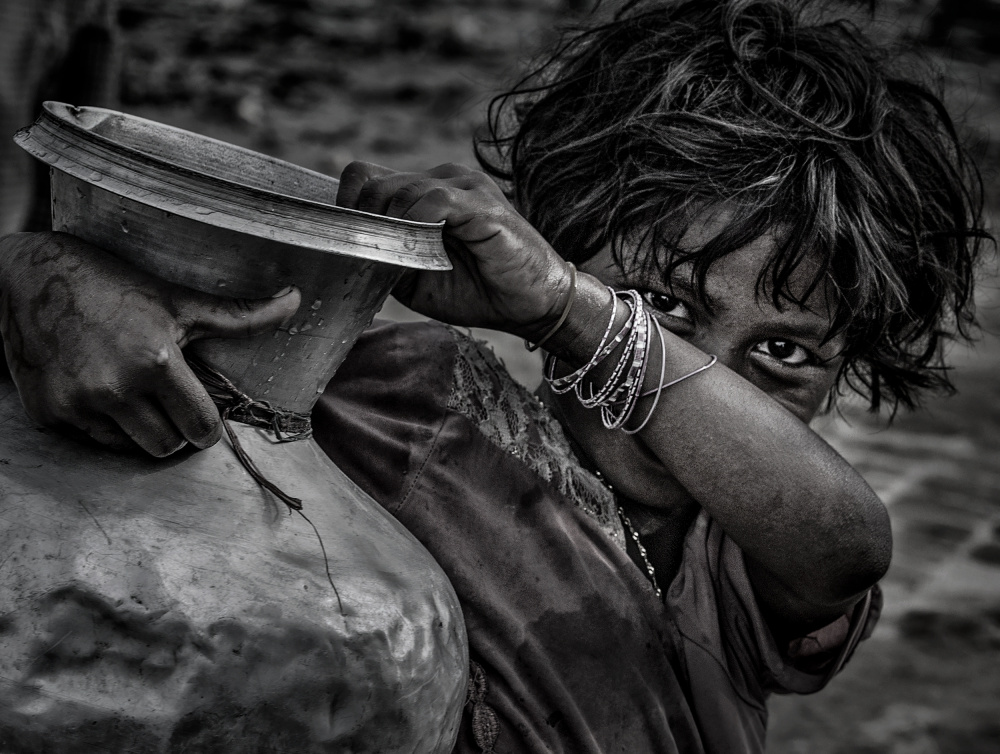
[187,355,343,614]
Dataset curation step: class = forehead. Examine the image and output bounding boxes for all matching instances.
[670,205,834,305]
[624,206,843,341]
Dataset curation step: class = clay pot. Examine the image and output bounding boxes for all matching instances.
[0,103,467,753]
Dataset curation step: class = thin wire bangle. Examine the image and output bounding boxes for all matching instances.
[525,262,577,352]
[622,315,668,435]
[579,292,640,408]
[638,353,718,398]
[601,300,650,429]
[547,289,622,394]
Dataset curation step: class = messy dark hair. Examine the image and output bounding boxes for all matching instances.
[475,0,991,414]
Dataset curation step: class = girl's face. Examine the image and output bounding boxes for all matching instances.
[547,208,848,507]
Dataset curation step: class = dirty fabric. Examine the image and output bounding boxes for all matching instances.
[312,320,880,754]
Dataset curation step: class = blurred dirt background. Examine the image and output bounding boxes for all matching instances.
[104,0,1000,751]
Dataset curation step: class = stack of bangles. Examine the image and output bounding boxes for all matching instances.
[528,275,717,433]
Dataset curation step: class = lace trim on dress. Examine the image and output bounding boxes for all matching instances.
[444,327,626,552]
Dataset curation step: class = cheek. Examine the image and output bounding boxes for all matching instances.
[771,368,841,423]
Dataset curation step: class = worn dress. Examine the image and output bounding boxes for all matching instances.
[312,320,880,754]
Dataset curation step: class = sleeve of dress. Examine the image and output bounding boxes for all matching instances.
[309,320,458,514]
[666,512,882,703]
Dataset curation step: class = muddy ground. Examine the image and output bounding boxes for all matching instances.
[112,0,1000,751]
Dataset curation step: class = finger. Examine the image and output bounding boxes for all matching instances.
[426,163,476,179]
[64,414,139,453]
[385,185,471,226]
[154,357,224,450]
[382,177,496,225]
[176,286,302,344]
[336,161,395,209]
[362,171,487,220]
[106,398,188,458]
[354,173,432,216]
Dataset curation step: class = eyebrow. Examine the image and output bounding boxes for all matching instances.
[666,275,717,308]
[666,271,836,345]
[770,318,835,343]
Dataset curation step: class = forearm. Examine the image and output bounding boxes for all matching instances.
[543,273,890,607]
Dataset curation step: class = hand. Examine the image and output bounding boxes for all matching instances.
[336,162,572,340]
[0,232,301,456]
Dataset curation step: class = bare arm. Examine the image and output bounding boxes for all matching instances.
[335,162,890,632]
[545,279,889,631]
[0,165,889,632]
[0,232,301,455]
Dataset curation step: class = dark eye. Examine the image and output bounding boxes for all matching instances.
[753,339,813,366]
[641,291,692,321]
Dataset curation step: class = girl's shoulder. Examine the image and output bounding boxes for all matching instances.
[444,325,627,551]
[329,319,626,550]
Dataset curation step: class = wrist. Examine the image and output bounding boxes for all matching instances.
[523,263,578,352]
[515,259,577,345]
[539,273,620,365]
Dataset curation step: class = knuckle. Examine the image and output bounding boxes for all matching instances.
[432,162,471,177]
[338,161,369,183]
[145,344,174,367]
[393,180,426,204]
[356,180,384,207]
[86,380,130,408]
[425,185,452,202]
[466,171,501,196]
[228,297,255,319]
[165,287,199,329]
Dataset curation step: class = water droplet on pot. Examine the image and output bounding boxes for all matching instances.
[120,220,129,234]
[310,299,323,311]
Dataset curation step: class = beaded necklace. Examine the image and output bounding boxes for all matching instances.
[593,468,663,600]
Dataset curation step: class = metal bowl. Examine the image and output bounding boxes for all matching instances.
[15,102,450,410]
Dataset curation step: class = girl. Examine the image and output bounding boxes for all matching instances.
[0,0,988,751]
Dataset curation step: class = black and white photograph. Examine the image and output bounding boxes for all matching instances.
[0,0,998,751]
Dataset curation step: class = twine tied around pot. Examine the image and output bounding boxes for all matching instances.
[187,354,343,612]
